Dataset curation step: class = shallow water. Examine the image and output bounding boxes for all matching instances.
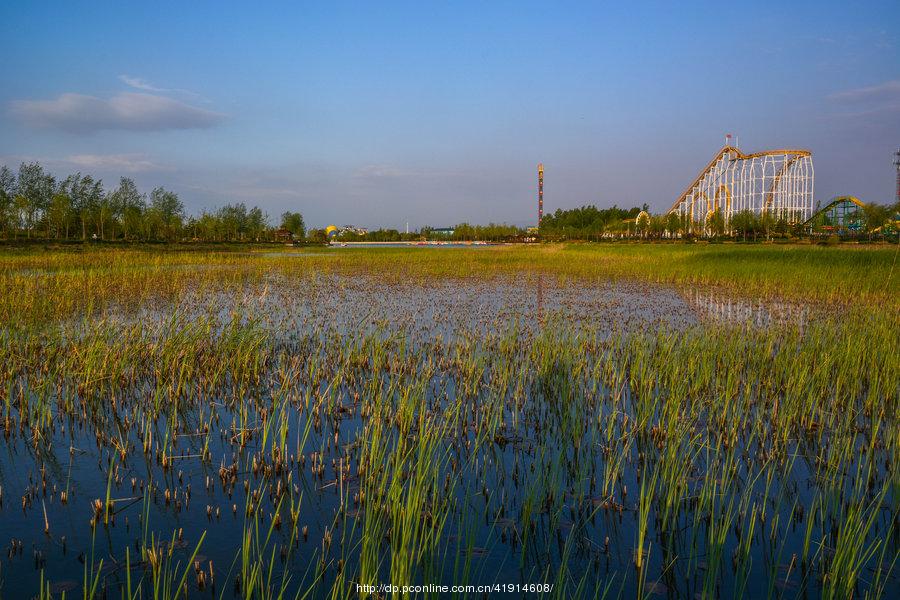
[0,273,892,599]
[105,273,813,341]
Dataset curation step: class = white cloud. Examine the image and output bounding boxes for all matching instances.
[0,153,168,175]
[10,92,225,133]
[118,75,205,101]
[353,164,405,179]
[826,80,900,125]
[829,80,900,104]
[119,75,169,93]
[65,154,164,173]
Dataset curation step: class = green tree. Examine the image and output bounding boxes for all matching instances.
[110,178,146,241]
[91,192,115,239]
[247,206,268,240]
[773,215,791,238]
[47,192,73,239]
[219,203,250,240]
[149,187,184,241]
[280,212,306,238]
[62,173,104,240]
[191,211,221,241]
[0,165,15,236]
[16,162,55,238]
[730,210,759,241]
[452,223,476,241]
[307,228,327,244]
[539,204,642,240]
[862,202,891,239]
[706,210,725,239]
[665,212,682,238]
[759,211,775,241]
[635,212,650,238]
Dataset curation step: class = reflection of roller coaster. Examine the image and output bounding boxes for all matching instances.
[669,146,814,231]
[685,288,809,330]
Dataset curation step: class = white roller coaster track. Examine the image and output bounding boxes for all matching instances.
[669,146,814,232]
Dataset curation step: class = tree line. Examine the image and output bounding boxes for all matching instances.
[305,223,527,243]
[538,204,644,240]
[541,203,899,241]
[537,205,815,241]
[3,160,895,244]
[0,162,307,242]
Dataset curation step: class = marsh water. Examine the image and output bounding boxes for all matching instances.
[0,271,892,599]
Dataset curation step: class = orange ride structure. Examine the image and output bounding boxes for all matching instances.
[669,145,814,232]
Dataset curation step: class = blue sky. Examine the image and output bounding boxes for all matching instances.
[1,1,898,228]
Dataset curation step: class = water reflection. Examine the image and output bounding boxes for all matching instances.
[536,272,544,327]
[96,273,816,345]
[685,288,810,330]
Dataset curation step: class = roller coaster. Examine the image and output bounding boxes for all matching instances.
[802,196,899,236]
[669,146,814,232]
[802,196,865,234]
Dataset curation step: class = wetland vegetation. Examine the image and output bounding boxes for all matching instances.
[0,243,897,599]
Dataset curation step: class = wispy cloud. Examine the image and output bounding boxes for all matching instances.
[119,75,172,94]
[351,164,463,181]
[119,75,169,93]
[65,154,165,172]
[118,75,207,101]
[353,164,406,179]
[10,92,225,134]
[0,153,167,175]
[825,79,900,129]
[829,80,900,104]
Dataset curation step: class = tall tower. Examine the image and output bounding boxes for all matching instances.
[537,163,544,227]
[894,148,900,204]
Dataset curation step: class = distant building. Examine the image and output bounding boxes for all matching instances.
[338,225,369,235]
[274,228,294,242]
[431,227,455,236]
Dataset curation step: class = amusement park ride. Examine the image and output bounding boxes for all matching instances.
[533,139,896,237]
[665,140,900,236]
[668,139,815,231]
[802,196,867,234]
